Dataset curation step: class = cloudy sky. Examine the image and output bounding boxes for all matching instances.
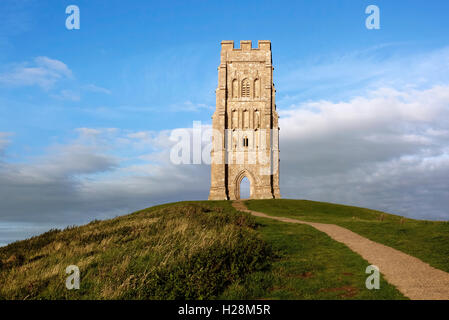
[1,0,449,245]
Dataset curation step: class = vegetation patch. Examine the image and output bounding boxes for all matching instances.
[0,202,271,299]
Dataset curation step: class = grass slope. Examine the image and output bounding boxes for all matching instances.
[246,199,449,273]
[0,202,270,299]
[221,214,404,299]
[0,199,410,300]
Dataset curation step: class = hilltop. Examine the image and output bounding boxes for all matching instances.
[1,199,448,300]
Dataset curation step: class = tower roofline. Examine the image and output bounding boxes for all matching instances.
[220,40,271,51]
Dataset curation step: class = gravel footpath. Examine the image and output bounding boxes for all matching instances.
[232,201,449,300]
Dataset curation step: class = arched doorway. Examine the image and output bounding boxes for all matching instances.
[234,170,255,200]
[239,177,251,199]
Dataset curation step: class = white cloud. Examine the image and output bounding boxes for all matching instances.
[0,57,109,101]
[34,56,72,77]
[50,89,81,101]
[0,132,13,156]
[279,85,449,219]
[0,126,208,227]
[277,45,449,105]
[83,84,111,95]
[0,56,72,89]
[168,101,214,112]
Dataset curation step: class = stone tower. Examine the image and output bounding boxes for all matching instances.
[208,40,280,200]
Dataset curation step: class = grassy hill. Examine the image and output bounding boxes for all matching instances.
[2,199,446,300]
[246,199,449,274]
[0,201,270,299]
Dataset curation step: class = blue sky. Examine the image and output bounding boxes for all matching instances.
[1,0,449,245]
[1,0,448,150]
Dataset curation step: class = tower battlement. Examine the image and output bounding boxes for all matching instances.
[221,40,271,51]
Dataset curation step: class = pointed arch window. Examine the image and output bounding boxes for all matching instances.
[254,78,260,98]
[232,79,239,98]
[243,109,249,128]
[254,129,259,149]
[231,109,238,129]
[243,136,249,147]
[241,79,250,98]
[254,109,260,128]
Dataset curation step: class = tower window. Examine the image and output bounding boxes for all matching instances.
[241,79,250,97]
[243,137,249,147]
[232,79,238,98]
[254,78,260,98]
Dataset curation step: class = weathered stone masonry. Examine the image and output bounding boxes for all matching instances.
[209,40,280,200]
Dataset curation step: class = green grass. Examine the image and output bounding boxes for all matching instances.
[220,215,404,299]
[245,199,449,273]
[0,199,412,300]
[0,201,270,300]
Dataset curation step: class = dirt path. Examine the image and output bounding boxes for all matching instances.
[233,201,449,300]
